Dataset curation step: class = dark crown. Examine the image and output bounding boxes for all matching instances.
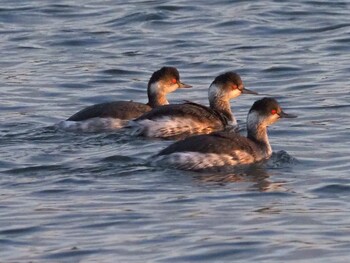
[148,67,180,87]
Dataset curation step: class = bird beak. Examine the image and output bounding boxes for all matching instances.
[241,87,258,95]
[279,111,297,118]
[178,82,192,88]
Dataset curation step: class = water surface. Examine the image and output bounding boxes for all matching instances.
[1,0,350,262]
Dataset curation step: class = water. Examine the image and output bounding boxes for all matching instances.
[1,0,350,262]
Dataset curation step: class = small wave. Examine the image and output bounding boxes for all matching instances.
[311,184,350,197]
[266,150,299,168]
[262,65,302,73]
[100,154,139,163]
[43,247,107,260]
[101,68,141,75]
[32,188,71,195]
[4,165,63,175]
[105,12,167,27]
[0,226,42,236]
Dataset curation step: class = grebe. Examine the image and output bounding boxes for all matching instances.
[131,71,257,139]
[57,67,191,132]
[151,97,297,170]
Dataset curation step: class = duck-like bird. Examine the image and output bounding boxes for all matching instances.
[152,97,297,170]
[131,72,257,139]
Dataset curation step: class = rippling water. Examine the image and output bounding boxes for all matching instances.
[1,0,350,262]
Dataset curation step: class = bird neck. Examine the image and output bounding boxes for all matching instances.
[147,82,169,107]
[209,97,236,125]
[247,112,272,157]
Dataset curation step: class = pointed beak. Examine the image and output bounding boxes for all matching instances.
[241,87,258,95]
[279,110,297,118]
[178,82,192,89]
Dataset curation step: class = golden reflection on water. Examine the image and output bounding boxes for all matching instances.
[193,165,288,192]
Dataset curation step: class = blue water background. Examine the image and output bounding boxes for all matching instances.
[1,0,350,262]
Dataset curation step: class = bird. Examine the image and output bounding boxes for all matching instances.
[130,71,257,139]
[151,97,297,171]
[56,67,191,132]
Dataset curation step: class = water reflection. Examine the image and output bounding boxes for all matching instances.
[193,165,287,192]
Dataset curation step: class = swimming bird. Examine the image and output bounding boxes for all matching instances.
[57,67,191,132]
[130,71,257,139]
[151,97,297,170]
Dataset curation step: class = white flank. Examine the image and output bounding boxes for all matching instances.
[130,117,215,138]
[55,118,128,132]
[151,151,255,170]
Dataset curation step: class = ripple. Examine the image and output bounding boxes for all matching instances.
[100,154,139,163]
[262,65,302,73]
[4,165,63,175]
[50,38,102,47]
[56,83,93,89]
[105,12,167,27]
[32,189,71,195]
[44,247,109,260]
[54,178,94,185]
[0,226,42,236]
[0,6,35,13]
[1,0,350,262]
[101,68,141,75]
[266,150,299,169]
[311,184,350,197]
[168,241,264,262]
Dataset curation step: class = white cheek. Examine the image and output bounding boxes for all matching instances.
[166,83,179,93]
[150,82,178,94]
[229,89,241,99]
[248,111,279,127]
[264,115,279,126]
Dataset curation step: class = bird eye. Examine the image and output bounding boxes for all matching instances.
[232,85,238,90]
[172,78,177,84]
[271,109,277,115]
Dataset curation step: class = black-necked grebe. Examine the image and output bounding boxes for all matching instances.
[130,72,257,139]
[57,67,191,132]
[151,97,297,170]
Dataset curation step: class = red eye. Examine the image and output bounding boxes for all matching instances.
[271,109,277,115]
[172,78,177,84]
[232,85,237,90]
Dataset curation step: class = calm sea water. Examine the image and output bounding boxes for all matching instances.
[1,0,350,262]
